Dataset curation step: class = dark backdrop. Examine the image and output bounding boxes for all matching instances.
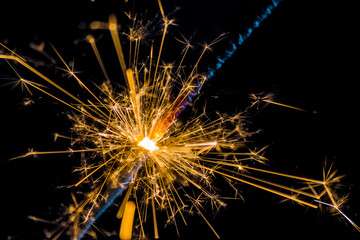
[1,0,359,239]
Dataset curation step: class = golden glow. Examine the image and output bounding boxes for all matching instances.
[119,201,136,240]
[138,137,158,152]
[1,0,358,239]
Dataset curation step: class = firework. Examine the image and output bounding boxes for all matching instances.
[1,0,359,239]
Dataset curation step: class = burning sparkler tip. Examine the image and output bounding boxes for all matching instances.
[138,137,158,152]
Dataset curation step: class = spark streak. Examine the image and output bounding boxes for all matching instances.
[119,201,136,240]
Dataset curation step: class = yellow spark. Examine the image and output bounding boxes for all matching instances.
[119,201,136,240]
[86,34,110,82]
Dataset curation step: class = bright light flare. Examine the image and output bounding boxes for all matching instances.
[138,137,158,152]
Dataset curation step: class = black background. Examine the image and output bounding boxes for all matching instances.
[1,0,359,239]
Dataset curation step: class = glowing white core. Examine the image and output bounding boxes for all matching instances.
[138,137,158,152]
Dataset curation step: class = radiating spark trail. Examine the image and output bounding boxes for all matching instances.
[315,200,360,232]
[249,93,318,113]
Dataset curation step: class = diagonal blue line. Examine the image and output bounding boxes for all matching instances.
[78,1,284,238]
[207,0,283,80]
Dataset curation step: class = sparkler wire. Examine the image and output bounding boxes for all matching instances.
[78,155,148,240]
[168,0,284,123]
[207,0,283,80]
[175,0,283,115]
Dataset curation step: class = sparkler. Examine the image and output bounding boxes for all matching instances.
[1,0,359,239]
